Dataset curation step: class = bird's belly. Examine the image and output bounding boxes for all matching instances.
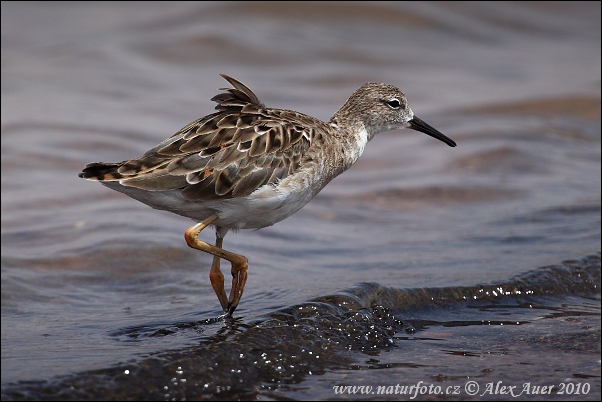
[209,182,315,230]
[102,168,324,231]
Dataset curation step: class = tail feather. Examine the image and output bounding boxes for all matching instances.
[78,162,125,181]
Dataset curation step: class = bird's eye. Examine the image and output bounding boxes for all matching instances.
[386,99,401,109]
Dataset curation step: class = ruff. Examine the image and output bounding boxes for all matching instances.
[79,74,456,316]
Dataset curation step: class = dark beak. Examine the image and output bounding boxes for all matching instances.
[409,116,456,147]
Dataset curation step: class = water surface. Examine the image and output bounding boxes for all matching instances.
[1,2,600,400]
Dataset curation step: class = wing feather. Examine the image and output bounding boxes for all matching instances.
[79,74,323,201]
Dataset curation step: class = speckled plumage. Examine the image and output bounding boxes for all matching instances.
[79,74,456,316]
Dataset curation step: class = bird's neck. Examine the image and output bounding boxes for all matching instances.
[326,118,373,172]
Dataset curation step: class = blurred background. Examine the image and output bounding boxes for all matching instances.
[2,2,600,400]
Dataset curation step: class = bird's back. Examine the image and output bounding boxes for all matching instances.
[79,75,330,204]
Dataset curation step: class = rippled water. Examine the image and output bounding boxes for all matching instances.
[2,2,600,400]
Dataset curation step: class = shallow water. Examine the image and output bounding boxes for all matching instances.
[1,2,600,400]
[2,256,600,400]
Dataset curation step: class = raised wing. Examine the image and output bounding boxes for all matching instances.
[80,75,321,201]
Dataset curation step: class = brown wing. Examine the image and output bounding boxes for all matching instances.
[79,74,321,201]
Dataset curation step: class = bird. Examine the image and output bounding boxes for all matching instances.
[79,74,456,316]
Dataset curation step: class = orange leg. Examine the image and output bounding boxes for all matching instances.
[210,236,228,311]
[184,215,248,316]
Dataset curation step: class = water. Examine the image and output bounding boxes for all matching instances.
[1,2,600,400]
